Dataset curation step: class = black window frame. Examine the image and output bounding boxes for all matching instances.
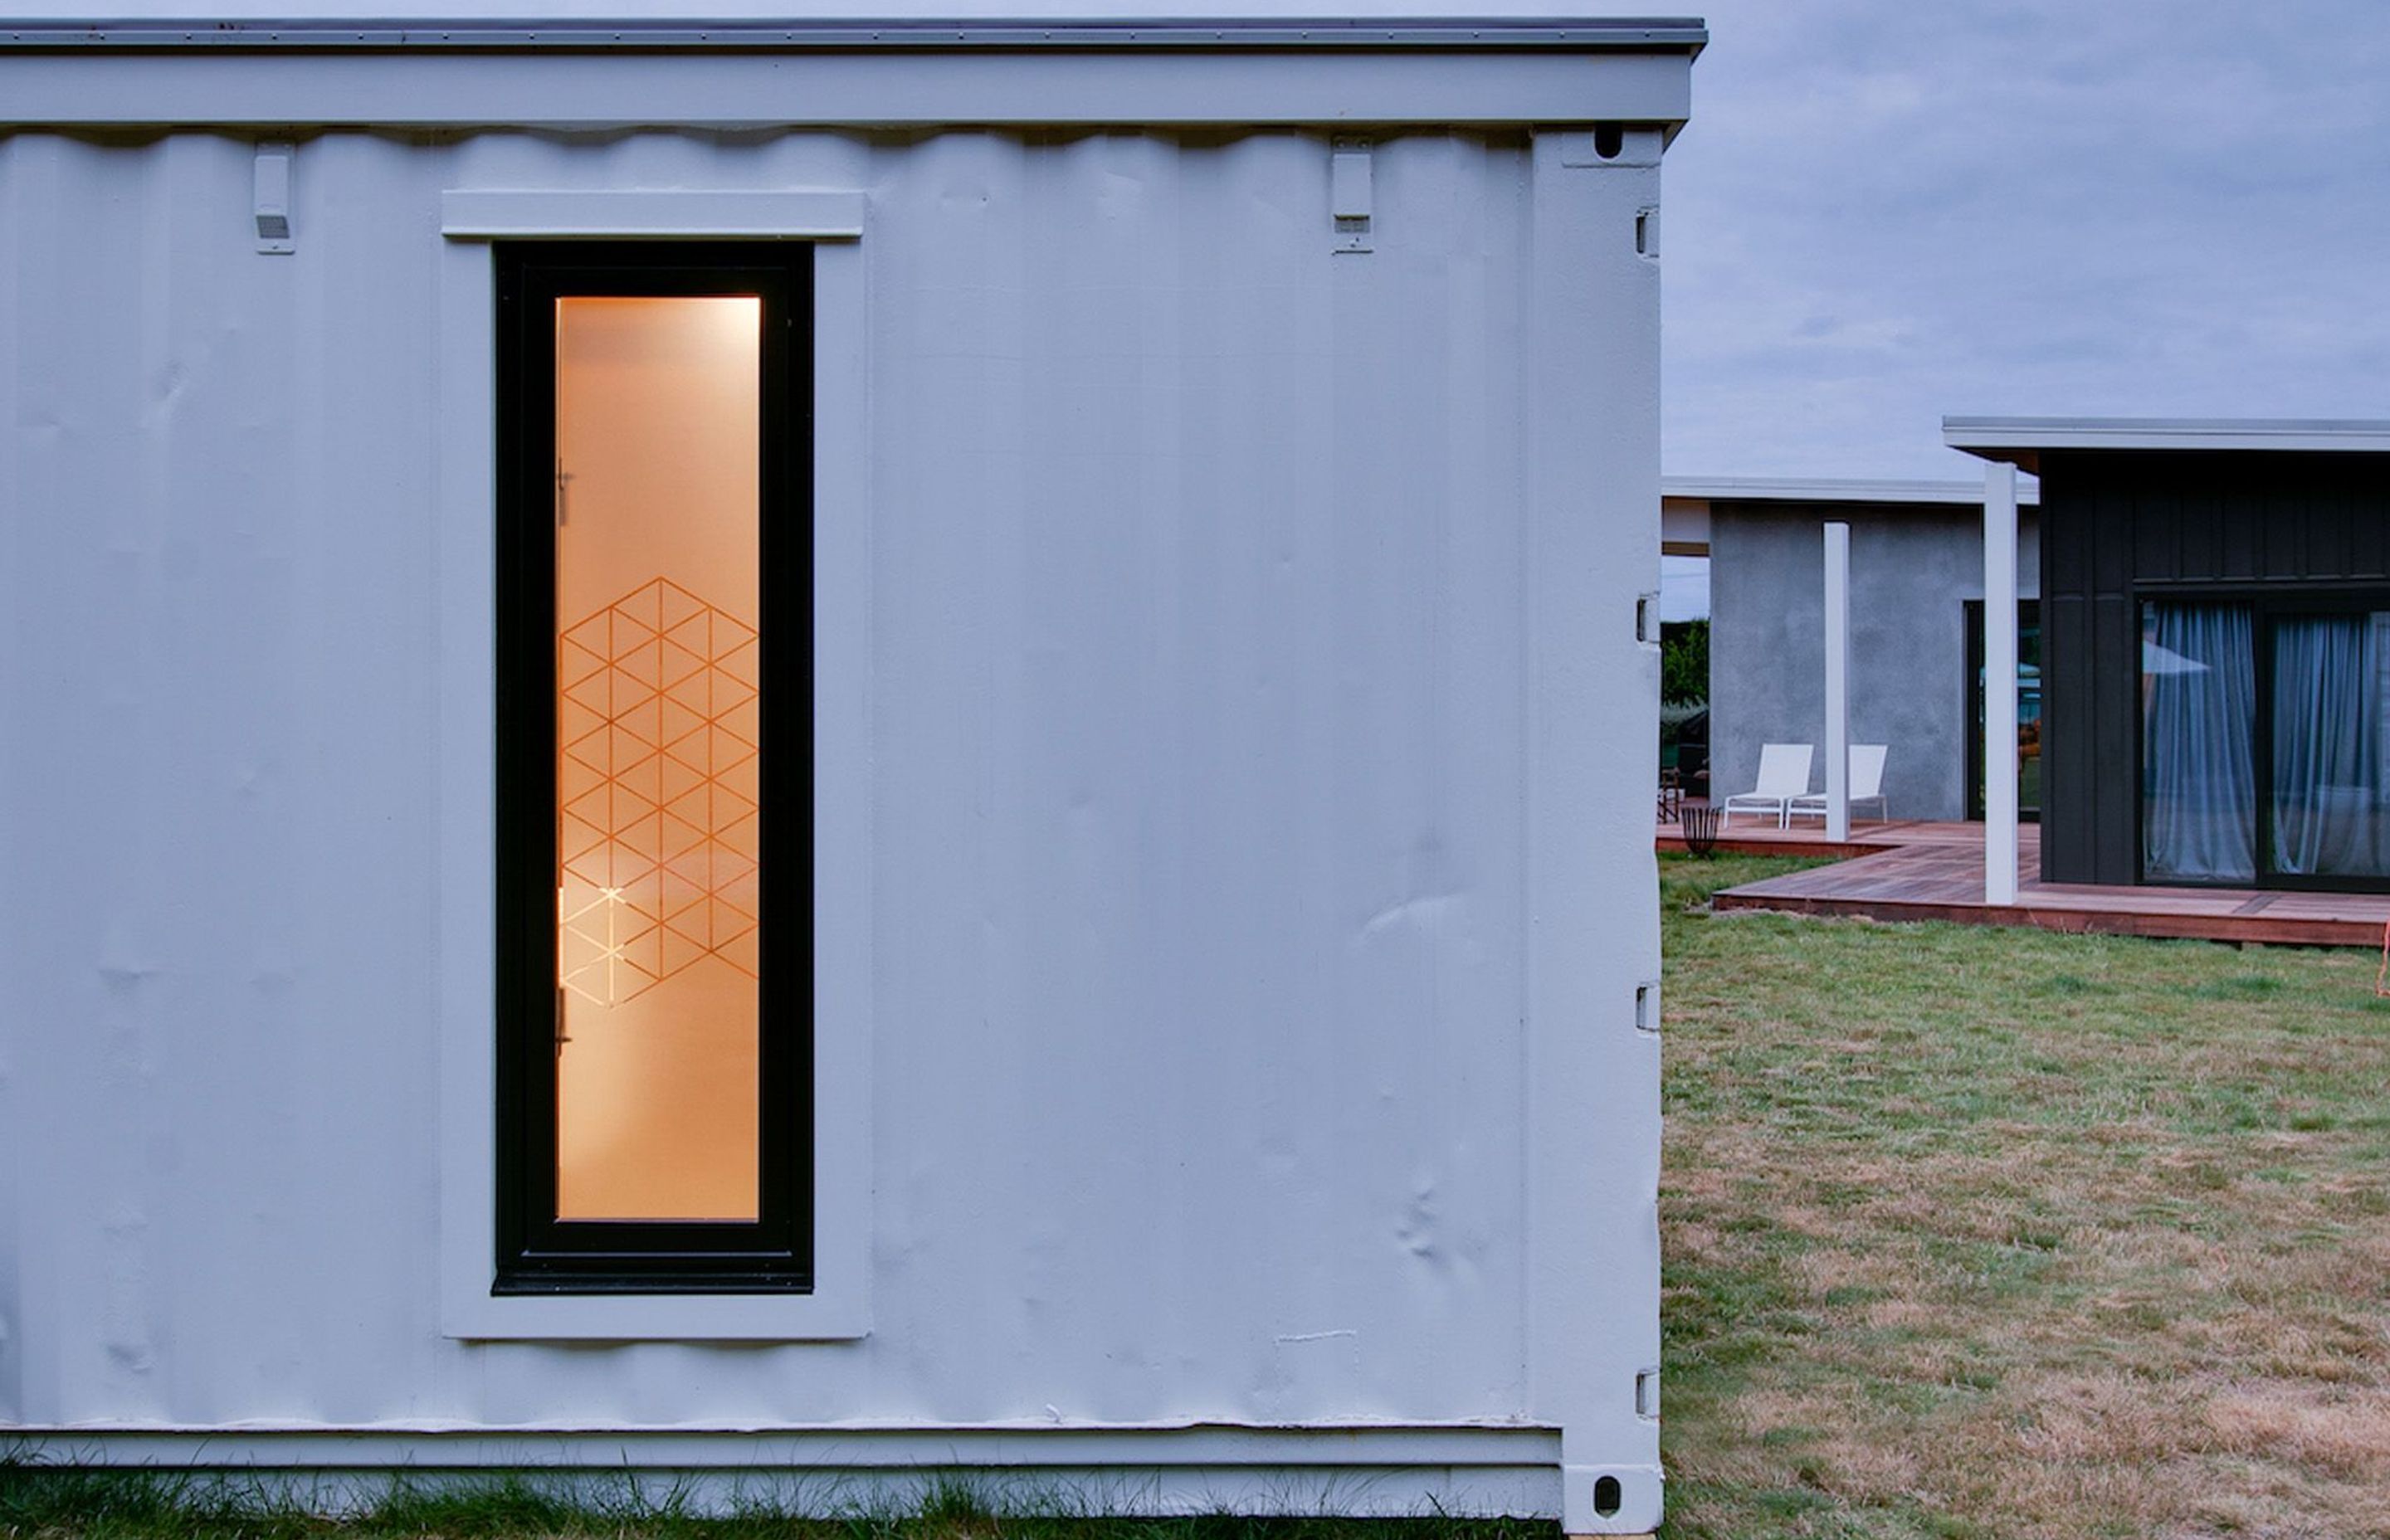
[2132,581,2390,894]
[494,241,815,1294]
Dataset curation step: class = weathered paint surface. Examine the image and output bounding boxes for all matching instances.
[0,124,1661,1525]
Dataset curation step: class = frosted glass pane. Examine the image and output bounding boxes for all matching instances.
[553,295,762,1222]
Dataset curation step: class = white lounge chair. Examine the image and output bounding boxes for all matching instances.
[1788,743,1889,825]
[1720,743,1813,829]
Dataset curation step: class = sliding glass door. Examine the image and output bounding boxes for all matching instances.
[2269,608,2390,881]
[2139,593,2390,889]
[2141,603,2256,882]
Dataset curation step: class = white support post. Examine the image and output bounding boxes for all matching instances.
[1983,463,2020,905]
[1822,522,1851,843]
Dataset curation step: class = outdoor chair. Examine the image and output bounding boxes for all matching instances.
[1788,743,1889,825]
[1719,743,1813,829]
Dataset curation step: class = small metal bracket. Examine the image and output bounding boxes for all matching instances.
[1636,592,1660,645]
[1634,1367,1660,1420]
[254,140,295,254]
[1635,205,1660,261]
[1634,981,1660,1036]
[1330,136,1372,253]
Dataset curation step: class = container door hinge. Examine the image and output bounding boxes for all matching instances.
[1634,981,1660,1037]
[254,140,295,255]
[1636,592,1661,645]
[1635,1367,1661,1420]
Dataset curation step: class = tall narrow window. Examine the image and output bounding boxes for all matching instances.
[496,244,812,1292]
[1965,600,2041,822]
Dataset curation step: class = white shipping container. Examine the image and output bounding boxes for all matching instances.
[0,10,1696,1533]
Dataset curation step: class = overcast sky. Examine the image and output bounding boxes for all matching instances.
[1662,0,2390,481]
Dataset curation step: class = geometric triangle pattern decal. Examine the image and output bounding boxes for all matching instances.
[557,577,761,1006]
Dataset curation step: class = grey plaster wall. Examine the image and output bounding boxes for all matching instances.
[1709,502,2040,823]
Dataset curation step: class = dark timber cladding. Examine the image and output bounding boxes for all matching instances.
[2039,450,2390,884]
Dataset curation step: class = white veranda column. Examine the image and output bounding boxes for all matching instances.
[1983,462,2020,904]
[1822,521,1851,842]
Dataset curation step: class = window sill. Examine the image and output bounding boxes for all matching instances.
[444,1287,867,1343]
[492,1270,813,1296]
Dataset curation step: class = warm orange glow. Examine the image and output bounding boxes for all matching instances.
[552,295,762,1223]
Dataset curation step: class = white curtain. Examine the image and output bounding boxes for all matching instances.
[2143,603,2256,882]
[2271,612,2389,878]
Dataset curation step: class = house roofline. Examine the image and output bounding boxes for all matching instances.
[1945,416,2390,473]
[1662,474,2040,509]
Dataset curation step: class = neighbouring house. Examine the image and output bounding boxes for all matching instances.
[0,10,1699,1533]
[1949,418,2390,892]
[1664,477,2042,823]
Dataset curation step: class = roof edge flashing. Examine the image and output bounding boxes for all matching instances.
[0,22,1700,130]
[1946,415,2390,467]
[0,17,1710,52]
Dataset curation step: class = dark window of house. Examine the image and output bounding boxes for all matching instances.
[2137,593,2390,889]
[495,243,812,1293]
[2141,601,2256,884]
[2266,607,2390,882]
[1966,600,2041,822]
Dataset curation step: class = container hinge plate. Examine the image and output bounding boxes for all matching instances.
[1331,137,1372,253]
[254,140,295,254]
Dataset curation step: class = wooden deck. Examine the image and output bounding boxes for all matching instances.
[1655,803,1961,860]
[1687,818,2390,949]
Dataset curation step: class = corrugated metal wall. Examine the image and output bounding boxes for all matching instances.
[0,124,1647,1455]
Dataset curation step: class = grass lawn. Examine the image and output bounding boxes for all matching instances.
[1659,853,2390,1539]
[0,1478,1549,1540]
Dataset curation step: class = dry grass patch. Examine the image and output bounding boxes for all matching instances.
[1659,854,2390,1540]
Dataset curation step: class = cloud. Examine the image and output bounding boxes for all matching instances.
[1664,0,2390,478]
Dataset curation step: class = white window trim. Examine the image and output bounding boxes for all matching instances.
[435,188,872,1340]
[440,189,866,241]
